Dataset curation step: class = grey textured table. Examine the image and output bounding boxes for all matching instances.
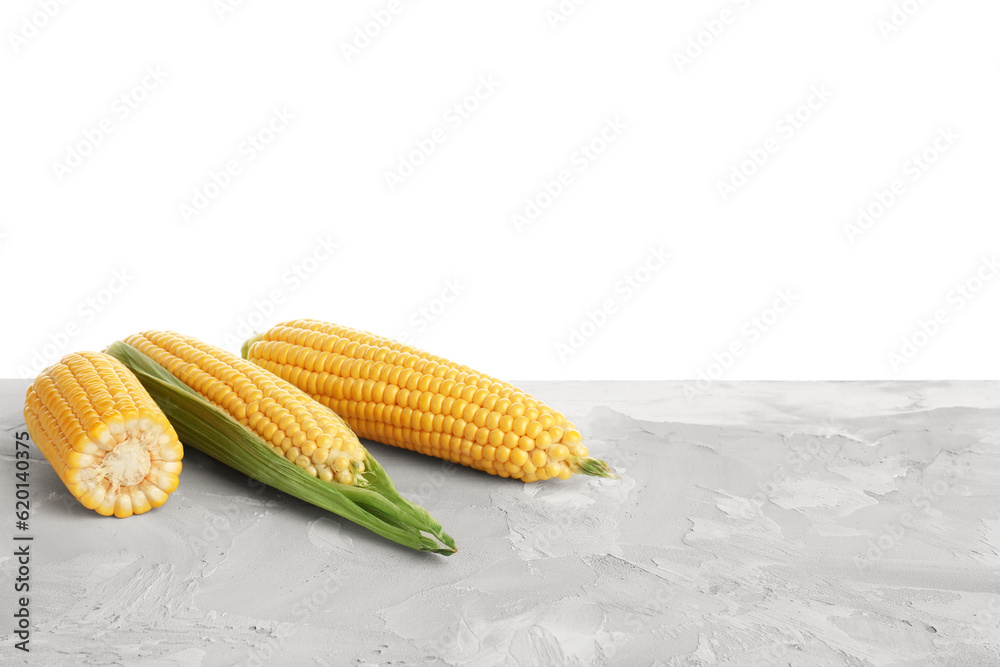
[1,380,999,666]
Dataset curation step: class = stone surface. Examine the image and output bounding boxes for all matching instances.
[1,380,999,666]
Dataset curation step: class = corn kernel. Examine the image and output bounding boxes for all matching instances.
[509,448,528,466]
[489,429,505,447]
[562,429,582,445]
[549,444,569,461]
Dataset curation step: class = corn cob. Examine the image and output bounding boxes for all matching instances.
[242,320,615,482]
[106,332,455,554]
[23,352,183,518]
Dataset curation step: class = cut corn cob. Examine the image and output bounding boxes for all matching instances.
[107,332,454,554]
[23,351,183,518]
[243,320,615,482]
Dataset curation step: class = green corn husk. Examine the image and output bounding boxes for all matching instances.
[105,341,456,555]
[569,456,618,479]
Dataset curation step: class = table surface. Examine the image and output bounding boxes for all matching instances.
[1,380,999,666]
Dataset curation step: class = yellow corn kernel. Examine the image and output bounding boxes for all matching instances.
[549,444,570,462]
[509,448,528,467]
[531,450,548,468]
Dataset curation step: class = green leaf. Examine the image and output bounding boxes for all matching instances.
[569,455,618,479]
[105,341,455,555]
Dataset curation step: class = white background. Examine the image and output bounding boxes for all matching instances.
[2,0,998,381]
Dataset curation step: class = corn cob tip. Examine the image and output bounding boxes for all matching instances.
[569,456,618,479]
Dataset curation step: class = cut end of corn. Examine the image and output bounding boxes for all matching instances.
[242,319,617,483]
[23,351,183,518]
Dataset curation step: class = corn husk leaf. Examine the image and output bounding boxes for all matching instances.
[106,340,455,555]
